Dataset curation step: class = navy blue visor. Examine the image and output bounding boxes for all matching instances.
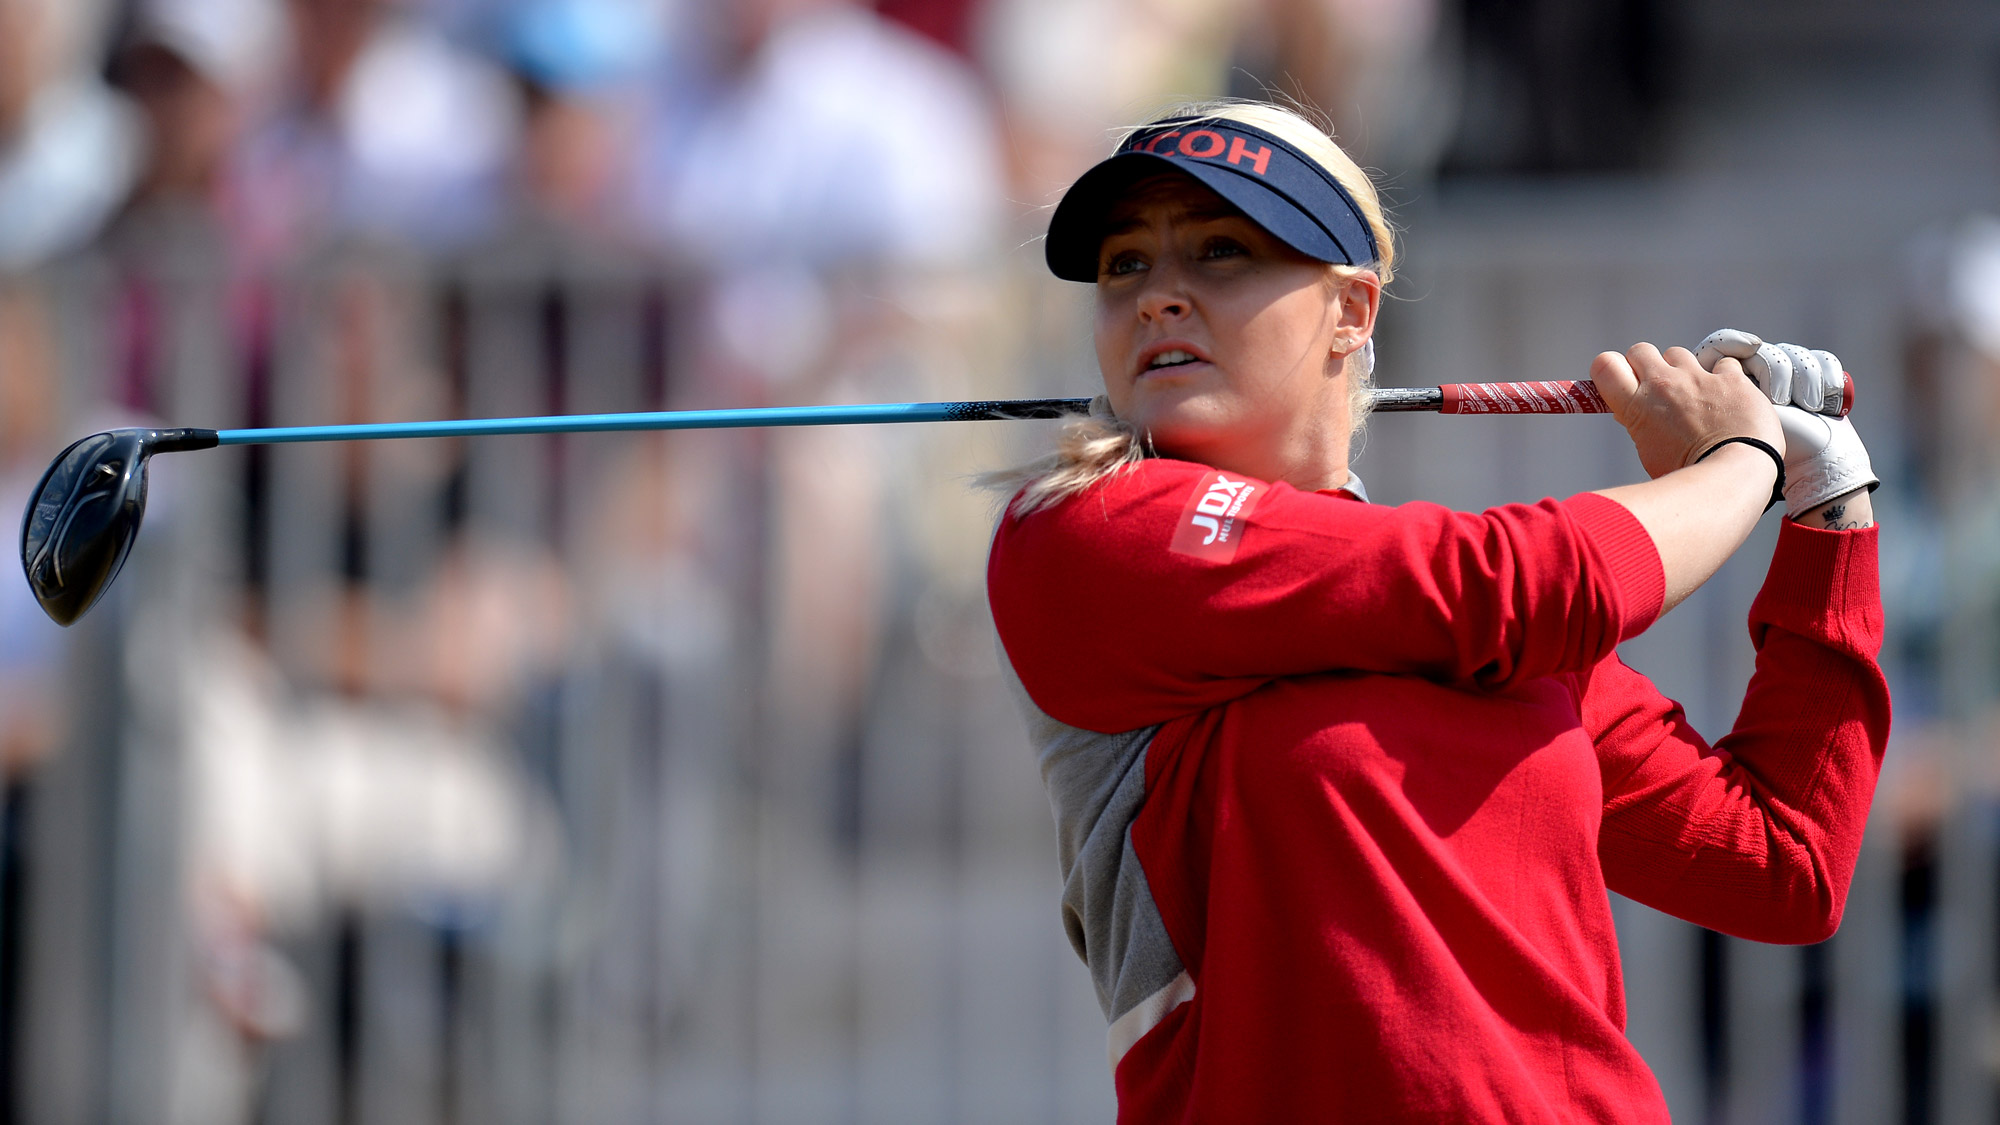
[1044,117,1378,283]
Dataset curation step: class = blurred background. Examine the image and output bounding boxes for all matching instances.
[0,0,1994,1121]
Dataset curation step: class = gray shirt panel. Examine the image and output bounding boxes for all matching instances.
[1001,659,1186,1024]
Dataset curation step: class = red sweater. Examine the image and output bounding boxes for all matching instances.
[986,458,1889,1123]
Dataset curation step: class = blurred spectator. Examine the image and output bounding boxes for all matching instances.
[0,0,140,269]
[0,285,68,779]
[499,0,671,92]
[1228,0,1456,179]
[979,0,1236,205]
[230,0,524,262]
[634,0,1008,872]
[169,611,562,1122]
[876,0,982,58]
[488,0,671,242]
[1901,216,2000,728]
[639,0,1006,405]
[641,0,1002,272]
[984,0,1453,199]
[510,79,626,237]
[106,0,280,235]
[92,0,281,425]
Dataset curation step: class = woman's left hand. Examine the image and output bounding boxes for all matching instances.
[1693,330,1881,523]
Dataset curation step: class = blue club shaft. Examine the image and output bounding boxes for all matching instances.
[214,398,1096,445]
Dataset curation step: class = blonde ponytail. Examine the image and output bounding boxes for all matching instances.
[981,397,1148,515]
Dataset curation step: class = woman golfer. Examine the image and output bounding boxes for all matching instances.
[986,100,1889,1121]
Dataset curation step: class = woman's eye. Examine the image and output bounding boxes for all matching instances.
[1202,239,1247,260]
[1103,254,1145,277]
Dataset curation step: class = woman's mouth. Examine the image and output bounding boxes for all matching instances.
[1145,349,1205,372]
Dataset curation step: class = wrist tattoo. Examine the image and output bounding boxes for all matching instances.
[1811,503,1873,531]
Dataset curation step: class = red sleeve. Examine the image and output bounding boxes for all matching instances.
[986,458,1665,733]
[1591,523,1890,944]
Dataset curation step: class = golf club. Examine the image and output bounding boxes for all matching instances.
[19,375,1854,627]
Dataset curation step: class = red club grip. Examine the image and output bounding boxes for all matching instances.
[1437,376,1854,417]
[1439,380,1609,414]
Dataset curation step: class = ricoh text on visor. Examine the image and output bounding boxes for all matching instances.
[1044,117,1379,282]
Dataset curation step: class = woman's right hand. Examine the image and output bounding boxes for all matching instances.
[1587,339,1786,616]
[1588,341,1785,480]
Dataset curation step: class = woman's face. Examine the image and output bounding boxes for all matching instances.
[1093,173,1377,491]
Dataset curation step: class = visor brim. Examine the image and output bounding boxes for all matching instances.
[1044,150,1352,283]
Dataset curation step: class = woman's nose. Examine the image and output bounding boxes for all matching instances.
[1136,263,1190,322]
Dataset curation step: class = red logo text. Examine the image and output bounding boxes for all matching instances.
[1127,130,1274,178]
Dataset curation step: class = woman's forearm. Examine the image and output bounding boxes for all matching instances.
[1594,514,1888,944]
[1592,443,1777,615]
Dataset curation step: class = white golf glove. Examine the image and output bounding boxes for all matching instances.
[1693,328,1879,519]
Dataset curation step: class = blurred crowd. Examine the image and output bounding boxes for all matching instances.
[0,0,1461,281]
[0,0,1487,1117]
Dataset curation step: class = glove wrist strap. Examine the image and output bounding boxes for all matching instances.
[1694,436,1786,512]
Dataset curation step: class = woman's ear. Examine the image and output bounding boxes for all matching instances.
[1326,269,1381,354]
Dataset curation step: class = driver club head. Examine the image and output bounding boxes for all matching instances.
[19,427,218,627]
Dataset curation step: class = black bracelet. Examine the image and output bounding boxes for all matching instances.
[1694,436,1786,511]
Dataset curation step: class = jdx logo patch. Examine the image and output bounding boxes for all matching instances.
[1169,471,1264,563]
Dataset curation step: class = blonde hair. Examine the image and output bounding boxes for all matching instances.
[991,99,1395,515]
